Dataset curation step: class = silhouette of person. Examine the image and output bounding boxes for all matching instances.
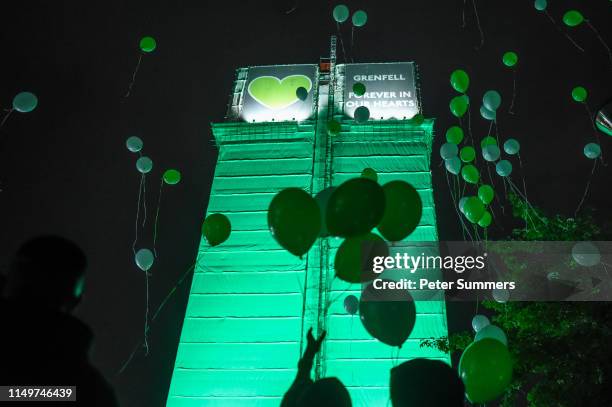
[390,358,464,407]
[0,235,119,406]
[281,328,351,407]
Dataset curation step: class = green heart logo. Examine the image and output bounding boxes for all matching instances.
[247,75,312,110]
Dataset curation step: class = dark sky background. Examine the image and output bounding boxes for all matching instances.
[1,1,611,406]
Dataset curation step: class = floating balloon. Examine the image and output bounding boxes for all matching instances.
[202,213,231,247]
[534,0,547,11]
[450,95,469,118]
[445,156,462,175]
[503,139,520,155]
[135,248,154,271]
[377,181,422,242]
[354,106,370,123]
[361,167,378,182]
[463,197,485,223]
[496,160,513,177]
[12,91,38,113]
[475,324,508,346]
[126,136,143,153]
[459,339,513,403]
[327,178,385,237]
[471,315,490,332]
[460,146,476,163]
[595,99,612,137]
[352,10,368,27]
[390,359,465,407]
[583,143,601,159]
[492,288,510,303]
[459,197,469,213]
[571,86,587,103]
[139,36,157,53]
[502,51,518,67]
[478,184,495,205]
[563,10,584,27]
[478,211,492,228]
[440,142,459,160]
[480,105,496,121]
[344,295,359,315]
[359,280,416,347]
[268,188,320,256]
[572,242,601,266]
[482,144,501,162]
[483,90,502,111]
[333,4,350,23]
[314,186,336,237]
[480,136,497,148]
[335,233,389,283]
[327,119,341,136]
[163,169,181,185]
[353,82,366,96]
[296,86,308,101]
[450,69,470,93]
[461,164,480,184]
[136,156,153,174]
[446,126,464,144]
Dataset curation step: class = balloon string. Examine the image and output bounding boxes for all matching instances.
[574,159,598,217]
[0,108,13,130]
[467,101,474,143]
[517,153,531,228]
[153,179,164,258]
[508,69,517,115]
[124,53,143,99]
[285,0,298,14]
[506,178,543,230]
[351,26,354,48]
[132,175,144,255]
[461,0,467,28]
[471,0,484,50]
[450,173,467,241]
[117,262,196,375]
[586,21,612,73]
[544,11,584,52]
[445,169,475,241]
[143,266,150,355]
[142,174,148,227]
[485,163,501,221]
[336,22,348,63]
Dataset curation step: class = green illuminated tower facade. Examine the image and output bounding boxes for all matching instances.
[167,39,449,406]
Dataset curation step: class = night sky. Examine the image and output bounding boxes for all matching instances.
[1,1,611,406]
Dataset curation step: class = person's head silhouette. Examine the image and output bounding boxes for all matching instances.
[5,235,86,312]
[297,377,352,407]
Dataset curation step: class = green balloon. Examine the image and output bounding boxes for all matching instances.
[139,36,157,53]
[480,136,497,148]
[126,136,143,153]
[563,10,584,27]
[450,95,469,118]
[377,181,422,242]
[361,168,378,182]
[352,10,368,27]
[411,113,425,125]
[326,178,385,237]
[359,280,416,347]
[202,213,231,247]
[572,86,587,103]
[446,126,464,144]
[460,146,476,163]
[136,156,153,174]
[502,51,518,67]
[463,197,485,223]
[353,82,366,96]
[459,339,513,403]
[478,184,495,205]
[163,169,181,185]
[450,69,470,93]
[135,248,154,271]
[335,233,389,283]
[12,91,38,113]
[268,188,320,256]
[461,164,480,184]
[333,4,350,23]
[327,119,341,136]
[478,211,492,228]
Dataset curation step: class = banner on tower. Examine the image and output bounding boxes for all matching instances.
[240,64,318,123]
[343,62,419,120]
